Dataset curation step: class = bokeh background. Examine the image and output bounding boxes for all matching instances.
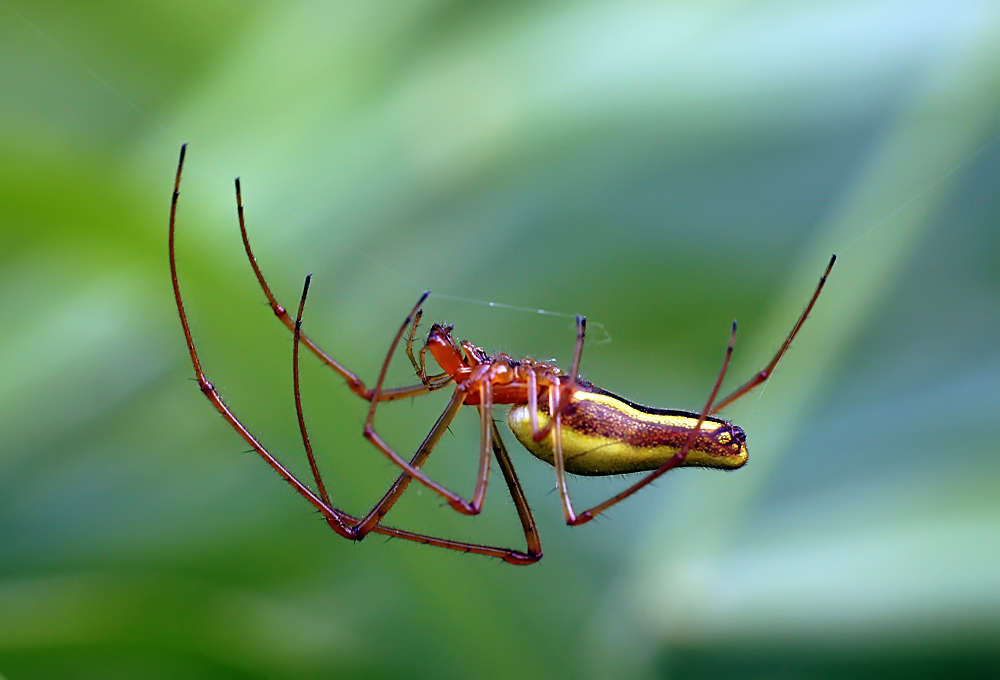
[2,1,999,678]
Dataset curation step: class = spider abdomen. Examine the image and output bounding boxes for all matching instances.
[508,387,748,476]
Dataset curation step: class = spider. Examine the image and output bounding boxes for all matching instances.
[169,145,835,565]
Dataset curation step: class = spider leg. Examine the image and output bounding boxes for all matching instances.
[233,176,450,402]
[368,520,540,564]
[354,387,466,532]
[292,274,334,509]
[173,145,538,564]
[351,390,540,563]
[362,299,500,516]
[171,144,352,537]
[554,320,738,526]
[530,315,587,443]
[290,273,534,558]
[470,380,494,511]
[487,419,542,560]
[709,254,835,414]
[527,369,540,437]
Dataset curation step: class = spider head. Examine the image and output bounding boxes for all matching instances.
[426,324,468,378]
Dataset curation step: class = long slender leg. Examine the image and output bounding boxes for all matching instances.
[469,381,494,511]
[550,385,573,524]
[709,255,836,414]
[233,176,449,402]
[292,274,332,507]
[292,297,532,554]
[365,417,541,563]
[527,369,540,438]
[172,145,539,564]
[282,227,483,532]
[568,315,586,379]
[543,314,589,521]
[358,412,541,563]
[352,387,467,534]
[554,321,738,526]
[291,272,461,528]
[362,298,500,516]
[343,388,540,562]
[405,309,425,380]
[172,145,351,538]
[291,273,531,554]
[488,420,542,560]
[531,315,587,443]
[404,309,428,383]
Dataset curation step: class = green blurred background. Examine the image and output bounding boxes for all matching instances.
[1,1,998,678]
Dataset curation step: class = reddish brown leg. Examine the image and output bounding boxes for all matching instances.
[709,255,836,414]
[292,274,332,507]
[352,388,467,534]
[358,409,541,562]
[172,145,540,564]
[554,320,738,526]
[530,315,587,444]
[171,145,351,537]
[291,286,537,556]
[470,380,494,512]
[234,176,450,401]
[290,269,533,555]
[488,419,542,559]
[291,277,453,516]
[361,297,498,516]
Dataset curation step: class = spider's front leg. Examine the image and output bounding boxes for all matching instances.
[361,304,495,516]
[288,289,538,560]
[234,176,452,402]
[289,291,536,559]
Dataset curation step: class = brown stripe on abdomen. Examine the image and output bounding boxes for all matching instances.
[560,395,746,466]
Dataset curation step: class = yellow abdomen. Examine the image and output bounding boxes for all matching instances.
[507,386,748,476]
